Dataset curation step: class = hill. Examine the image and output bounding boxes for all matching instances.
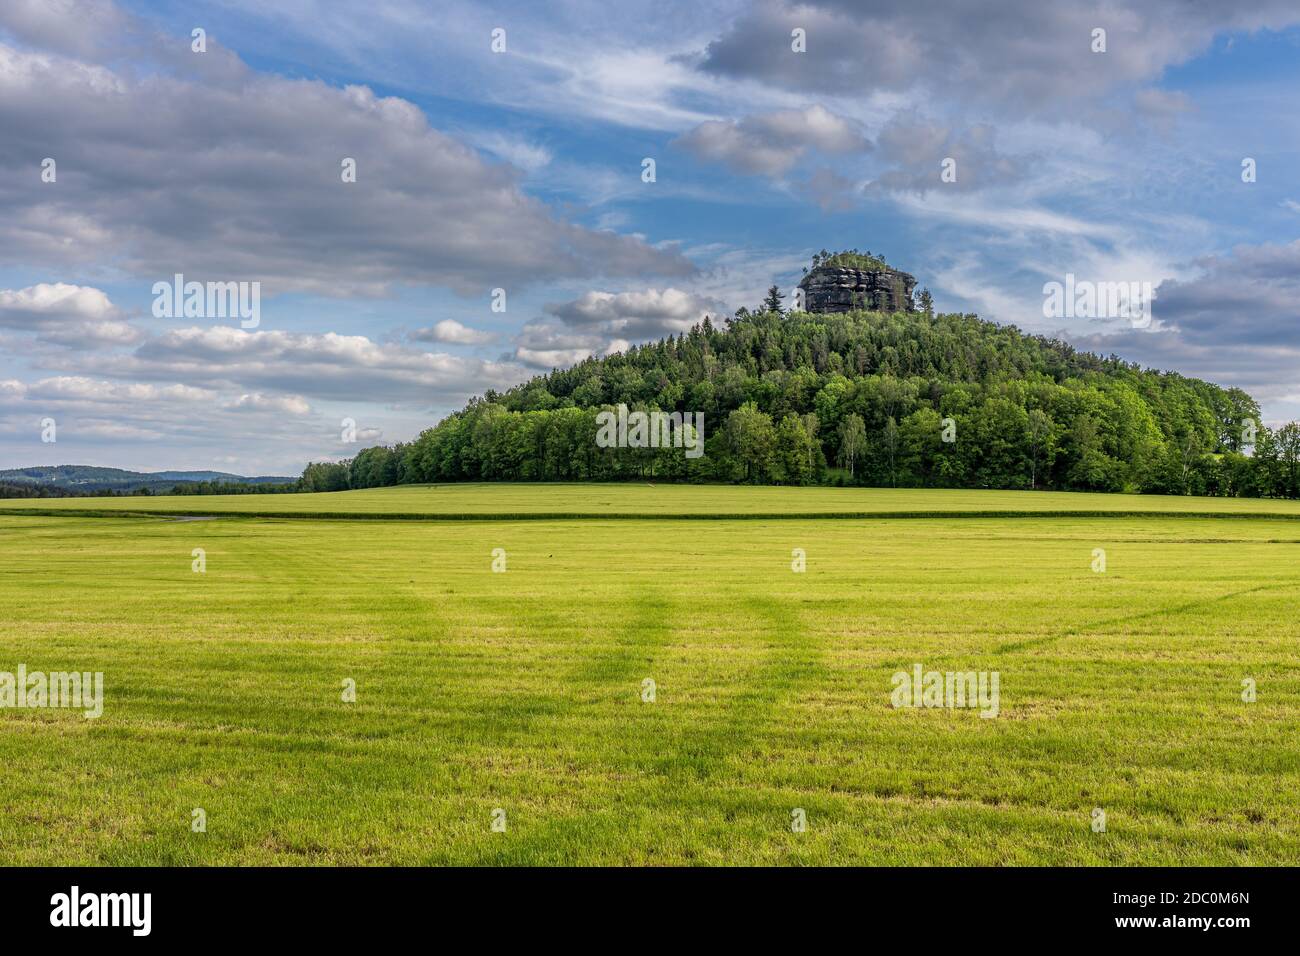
[315,294,1298,498]
[0,465,296,495]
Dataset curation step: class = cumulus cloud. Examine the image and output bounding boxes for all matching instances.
[0,283,115,321]
[0,4,695,297]
[0,375,220,445]
[674,104,869,177]
[0,283,141,347]
[509,321,621,370]
[230,392,312,416]
[410,319,497,346]
[507,286,725,369]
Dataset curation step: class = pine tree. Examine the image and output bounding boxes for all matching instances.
[918,288,934,317]
[763,285,786,316]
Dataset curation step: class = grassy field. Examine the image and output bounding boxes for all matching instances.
[5,481,1300,519]
[1,485,1298,864]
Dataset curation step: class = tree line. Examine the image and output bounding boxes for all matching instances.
[0,479,299,499]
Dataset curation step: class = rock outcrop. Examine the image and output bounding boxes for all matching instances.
[798,264,916,314]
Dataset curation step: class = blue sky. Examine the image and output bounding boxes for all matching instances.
[1,0,1298,474]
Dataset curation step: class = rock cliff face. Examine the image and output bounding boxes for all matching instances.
[798,265,916,314]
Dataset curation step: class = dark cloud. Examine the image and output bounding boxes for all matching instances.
[0,6,695,298]
[696,0,1300,111]
[1071,325,1300,415]
[1069,240,1300,413]
[546,288,725,338]
[1154,240,1300,347]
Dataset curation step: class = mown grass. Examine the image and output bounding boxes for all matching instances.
[0,491,1297,864]
[4,481,1300,519]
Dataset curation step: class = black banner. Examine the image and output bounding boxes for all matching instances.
[0,866,1276,941]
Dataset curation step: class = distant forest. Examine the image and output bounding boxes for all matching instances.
[0,480,298,499]
[295,299,1300,499]
[0,465,296,499]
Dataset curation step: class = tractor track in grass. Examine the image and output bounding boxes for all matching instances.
[993,582,1291,654]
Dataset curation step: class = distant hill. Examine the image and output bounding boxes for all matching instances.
[0,465,296,493]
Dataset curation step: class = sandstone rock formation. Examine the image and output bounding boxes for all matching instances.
[798,263,917,314]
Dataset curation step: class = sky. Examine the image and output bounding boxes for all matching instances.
[1,0,1298,475]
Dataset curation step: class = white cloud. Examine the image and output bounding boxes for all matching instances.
[0,283,116,321]
[410,319,497,346]
[67,326,529,407]
[231,393,312,416]
[510,321,612,369]
[465,130,553,171]
[0,282,141,347]
[514,346,596,369]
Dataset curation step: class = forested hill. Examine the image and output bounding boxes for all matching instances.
[0,465,296,495]
[312,306,1300,498]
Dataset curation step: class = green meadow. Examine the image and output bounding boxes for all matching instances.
[5,481,1300,518]
[1,485,1298,864]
